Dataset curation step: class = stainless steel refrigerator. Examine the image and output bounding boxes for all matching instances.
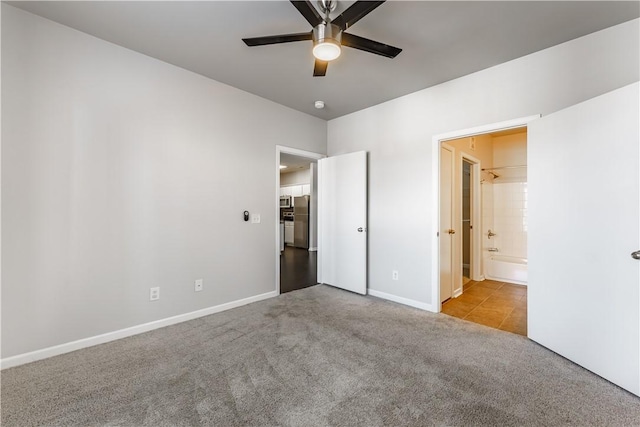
[293,195,309,249]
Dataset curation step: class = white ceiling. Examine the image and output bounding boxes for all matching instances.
[8,1,639,120]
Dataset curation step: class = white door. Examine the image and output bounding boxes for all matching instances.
[528,82,640,396]
[440,144,455,303]
[318,151,367,295]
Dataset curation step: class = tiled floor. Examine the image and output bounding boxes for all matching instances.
[441,280,527,336]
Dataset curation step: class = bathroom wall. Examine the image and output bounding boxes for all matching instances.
[491,182,528,258]
[490,131,528,259]
[482,183,495,261]
[493,133,527,169]
[447,135,494,169]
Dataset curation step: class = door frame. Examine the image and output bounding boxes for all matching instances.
[431,115,540,312]
[459,153,482,284]
[275,146,326,295]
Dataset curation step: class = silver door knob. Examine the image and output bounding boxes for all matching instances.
[632,250,640,260]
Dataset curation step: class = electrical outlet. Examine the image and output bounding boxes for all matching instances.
[150,287,160,301]
[251,213,261,223]
[194,279,203,292]
[392,270,399,281]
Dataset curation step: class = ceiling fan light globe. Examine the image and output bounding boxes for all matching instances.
[313,41,341,61]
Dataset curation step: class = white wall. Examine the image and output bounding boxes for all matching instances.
[1,5,326,359]
[327,19,639,307]
[280,169,311,186]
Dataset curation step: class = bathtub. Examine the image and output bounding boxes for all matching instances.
[484,255,528,285]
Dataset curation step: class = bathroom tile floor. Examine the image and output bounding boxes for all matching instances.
[441,279,527,336]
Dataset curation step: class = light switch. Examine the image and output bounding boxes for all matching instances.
[251,214,261,224]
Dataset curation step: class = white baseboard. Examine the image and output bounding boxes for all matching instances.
[485,275,528,286]
[453,288,463,298]
[308,247,317,252]
[0,290,278,370]
[368,289,436,313]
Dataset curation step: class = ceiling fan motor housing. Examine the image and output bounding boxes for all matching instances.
[313,23,342,46]
[312,23,342,61]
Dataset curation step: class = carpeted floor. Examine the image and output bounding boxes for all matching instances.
[2,285,639,426]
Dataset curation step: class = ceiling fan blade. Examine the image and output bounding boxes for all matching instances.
[242,32,312,47]
[331,1,385,31]
[313,60,328,77]
[290,0,323,27]
[341,33,402,58]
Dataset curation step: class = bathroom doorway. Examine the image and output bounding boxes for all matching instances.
[438,140,482,302]
[433,117,534,336]
[461,159,473,285]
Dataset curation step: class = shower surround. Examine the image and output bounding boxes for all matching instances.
[483,179,528,284]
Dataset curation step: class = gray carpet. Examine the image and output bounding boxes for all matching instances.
[2,285,639,426]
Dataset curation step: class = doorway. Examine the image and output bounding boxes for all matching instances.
[460,154,481,286]
[441,129,528,334]
[439,145,481,303]
[275,147,325,294]
[275,147,368,297]
[432,116,538,335]
[462,159,472,284]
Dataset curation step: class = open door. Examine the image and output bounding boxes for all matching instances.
[440,144,455,302]
[528,82,640,396]
[318,151,367,295]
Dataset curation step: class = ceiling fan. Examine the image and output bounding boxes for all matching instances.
[242,0,402,77]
